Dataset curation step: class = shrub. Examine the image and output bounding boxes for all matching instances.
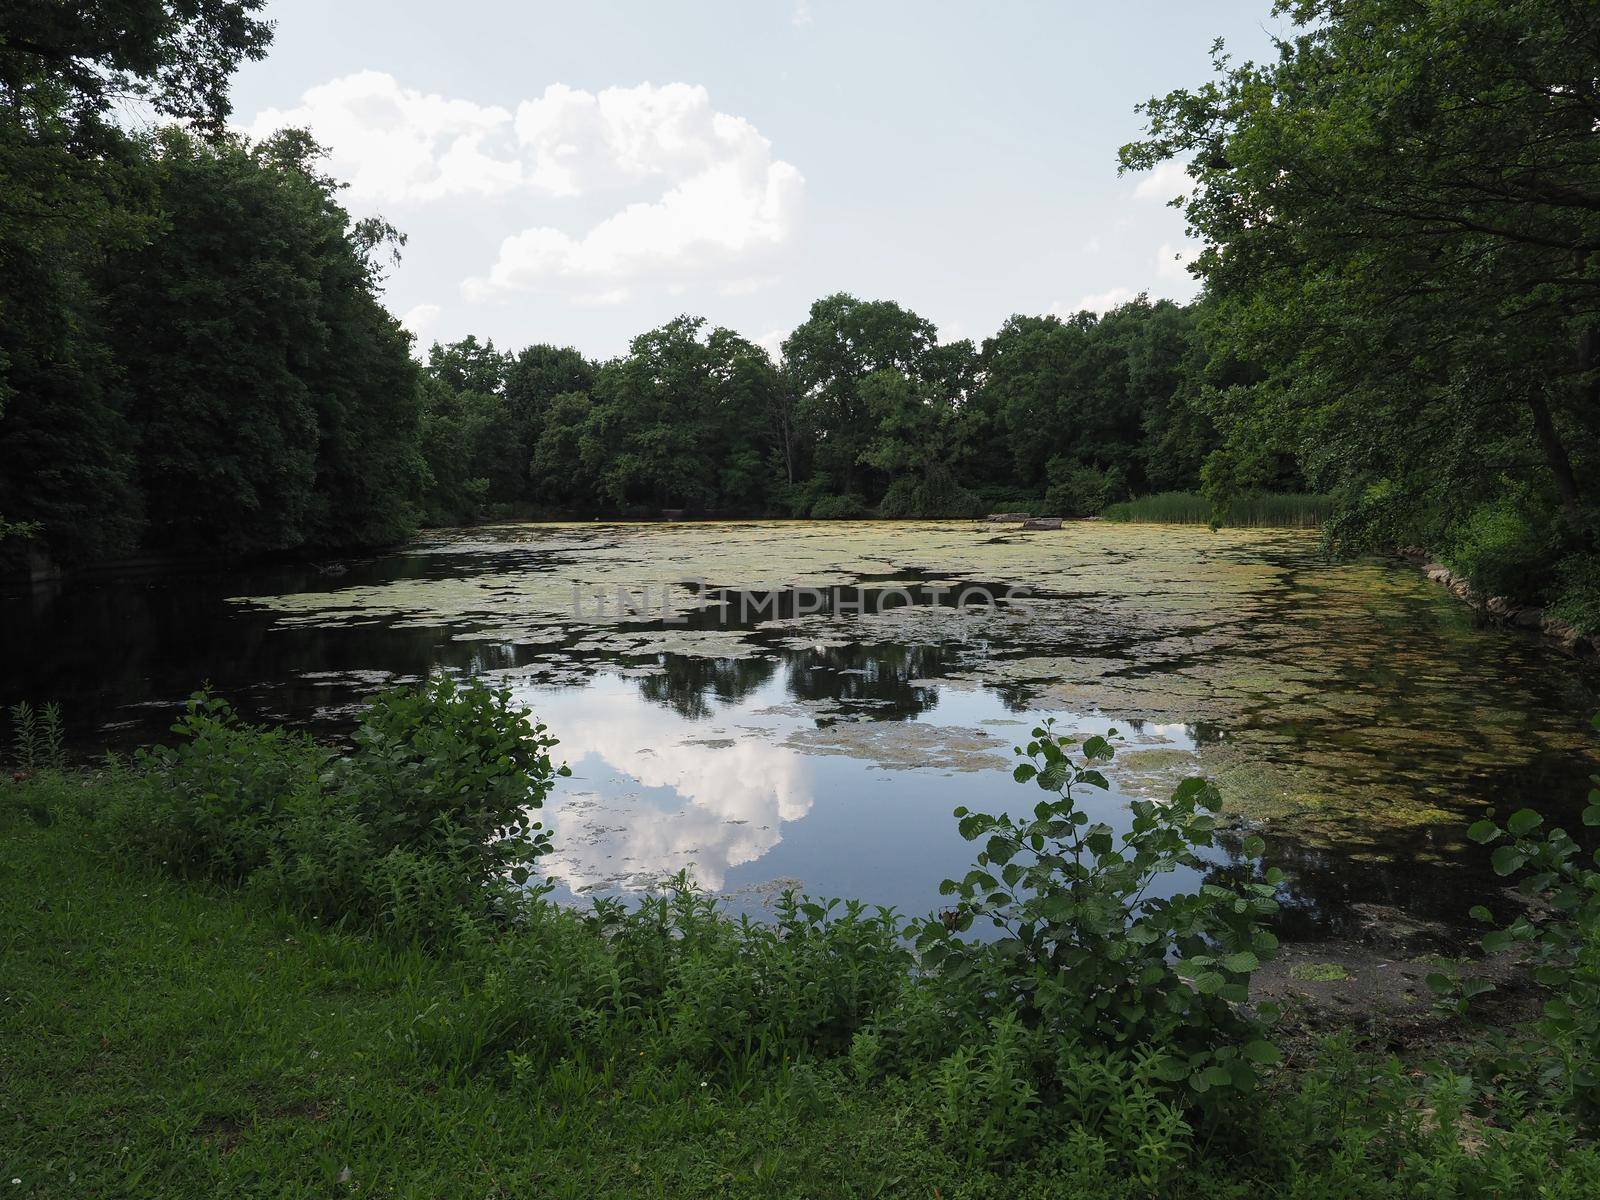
[437,874,913,1076]
[1551,550,1600,635]
[1045,460,1127,517]
[1459,722,1600,1126]
[107,676,567,939]
[1445,495,1561,602]
[333,674,563,885]
[912,721,1282,1116]
[810,493,871,520]
[878,467,983,519]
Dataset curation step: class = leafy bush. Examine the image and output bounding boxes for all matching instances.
[107,676,566,939]
[333,675,562,884]
[1445,495,1561,602]
[429,874,913,1077]
[1551,550,1600,635]
[878,466,984,519]
[1460,722,1600,1125]
[913,722,1281,1118]
[810,493,871,520]
[1045,460,1127,517]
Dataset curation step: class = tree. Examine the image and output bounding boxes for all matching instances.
[584,317,780,512]
[783,294,939,498]
[1122,0,1600,546]
[0,1,273,137]
[505,344,596,502]
[0,1,273,565]
[100,128,421,554]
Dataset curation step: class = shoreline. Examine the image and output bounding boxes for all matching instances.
[1397,547,1599,658]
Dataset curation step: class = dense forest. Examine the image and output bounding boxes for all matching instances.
[412,296,1232,527]
[1,0,1595,631]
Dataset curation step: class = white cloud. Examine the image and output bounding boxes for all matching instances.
[467,83,804,298]
[399,302,441,339]
[461,163,801,296]
[793,1,814,27]
[246,75,805,298]
[1051,287,1139,317]
[755,329,788,360]
[718,275,778,297]
[1082,234,1103,254]
[1132,159,1195,204]
[571,288,631,308]
[245,71,519,204]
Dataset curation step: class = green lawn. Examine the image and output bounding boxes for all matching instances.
[0,796,981,1199]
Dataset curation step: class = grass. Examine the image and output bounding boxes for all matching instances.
[1101,492,1330,528]
[7,765,1600,1199]
[1288,962,1351,982]
[0,782,980,1199]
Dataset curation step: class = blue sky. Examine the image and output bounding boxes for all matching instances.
[230,1,1287,359]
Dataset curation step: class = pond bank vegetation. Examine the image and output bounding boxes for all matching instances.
[1100,492,1329,529]
[3,685,1598,1197]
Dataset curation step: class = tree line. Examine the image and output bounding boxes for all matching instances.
[0,3,1256,572]
[1,2,420,567]
[412,295,1245,526]
[3,0,1596,634]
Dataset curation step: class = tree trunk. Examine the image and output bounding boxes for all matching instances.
[1528,388,1583,528]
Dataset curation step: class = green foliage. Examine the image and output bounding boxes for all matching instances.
[438,879,913,1082]
[1102,491,1329,528]
[0,2,273,137]
[1460,720,1600,1125]
[1550,551,1600,636]
[7,700,65,772]
[15,717,1600,1195]
[106,676,566,941]
[916,721,1281,1119]
[809,493,871,520]
[1445,495,1562,603]
[1123,0,1600,607]
[1045,460,1126,517]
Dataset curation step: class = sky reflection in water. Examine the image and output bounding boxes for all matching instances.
[5,520,1598,937]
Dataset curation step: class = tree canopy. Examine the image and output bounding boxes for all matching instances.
[1121,0,1599,620]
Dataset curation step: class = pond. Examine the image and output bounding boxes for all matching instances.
[5,519,1597,939]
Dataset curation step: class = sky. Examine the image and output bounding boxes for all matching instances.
[229,0,1288,361]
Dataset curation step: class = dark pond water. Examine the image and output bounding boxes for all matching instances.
[5,520,1597,941]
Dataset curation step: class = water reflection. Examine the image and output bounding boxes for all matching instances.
[4,521,1597,936]
[534,675,812,892]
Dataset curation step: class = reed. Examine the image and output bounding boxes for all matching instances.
[1101,491,1329,528]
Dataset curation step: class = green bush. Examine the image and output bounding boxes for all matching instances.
[1445,496,1561,602]
[106,676,566,939]
[810,493,871,520]
[1045,460,1128,517]
[912,722,1281,1119]
[1551,550,1600,635]
[1459,727,1600,1127]
[878,467,983,519]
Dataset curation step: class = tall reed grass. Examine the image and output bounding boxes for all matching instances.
[1100,491,1328,528]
